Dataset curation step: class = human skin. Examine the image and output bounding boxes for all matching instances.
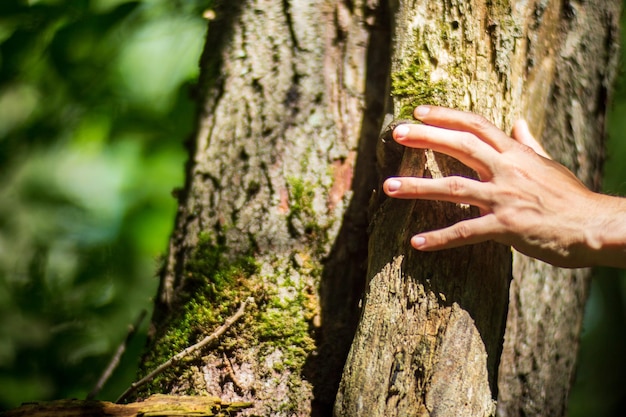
[383,105,626,268]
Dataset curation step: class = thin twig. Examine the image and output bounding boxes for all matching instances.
[116,300,249,403]
[222,352,244,394]
[87,309,148,400]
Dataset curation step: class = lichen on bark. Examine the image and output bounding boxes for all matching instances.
[139,0,378,414]
[138,232,259,396]
[391,54,451,118]
[136,0,621,416]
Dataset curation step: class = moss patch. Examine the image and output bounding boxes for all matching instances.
[286,176,327,245]
[256,288,317,372]
[391,52,451,119]
[138,231,321,401]
[138,232,259,396]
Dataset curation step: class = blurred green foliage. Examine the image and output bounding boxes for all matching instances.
[0,0,625,415]
[0,0,208,408]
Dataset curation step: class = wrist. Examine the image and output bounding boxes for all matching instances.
[584,193,626,268]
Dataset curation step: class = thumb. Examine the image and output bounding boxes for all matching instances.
[511,120,551,159]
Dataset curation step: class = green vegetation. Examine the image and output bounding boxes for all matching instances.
[391,59,449,119]
[0,1,625,415]
[256,275,317,372]
[184,233,258,300]
[138,232,258,395]
[286,176,325,241]
[287,177,316,220]
[138,236,318,399]
[0,0,208,409]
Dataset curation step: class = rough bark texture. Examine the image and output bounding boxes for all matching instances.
[498,1,621,416]
[138,0,620,416]
[336,0,517,414]
[140,0,383,415]
[336,0,620,416]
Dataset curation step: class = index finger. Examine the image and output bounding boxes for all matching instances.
[414,106,514,153]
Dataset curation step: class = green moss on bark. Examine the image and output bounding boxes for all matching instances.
[138,232,259,396]
[255,260,319,371]
[285,176,332,256]
[391,58,449,119]
[138,231,320,401]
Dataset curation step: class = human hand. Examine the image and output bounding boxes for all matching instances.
[383,105,626,268]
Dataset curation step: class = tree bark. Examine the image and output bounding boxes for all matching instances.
[136,0,621,416]
[336,1,621,416]
[139,0,382,415]
[497,2,621,416]
[336,0,517,414]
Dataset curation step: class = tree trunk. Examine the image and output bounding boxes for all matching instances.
[136,0,620,416]
[336,0,621,416]
[138,1,380,415]
[497,2,621,416]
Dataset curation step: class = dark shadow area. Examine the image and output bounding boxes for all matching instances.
[570,267,626,417]
[2,399,108,417]
[305,1,391,414]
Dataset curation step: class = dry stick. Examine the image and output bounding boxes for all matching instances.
[116,299,249,403]
[222,352,245,393]
[87,310,148,400]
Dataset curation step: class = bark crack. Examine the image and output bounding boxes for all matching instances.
[282,0,302,52]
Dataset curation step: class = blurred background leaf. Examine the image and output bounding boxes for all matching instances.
[0,0,624,415]
[0,0,209,408]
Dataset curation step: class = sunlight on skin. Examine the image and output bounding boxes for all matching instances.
[384,105,626,269]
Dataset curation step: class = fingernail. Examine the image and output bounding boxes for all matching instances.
[394,124,409,139]
[412,236,426,248]
[414,105,430,118]
[387,179,401,192]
